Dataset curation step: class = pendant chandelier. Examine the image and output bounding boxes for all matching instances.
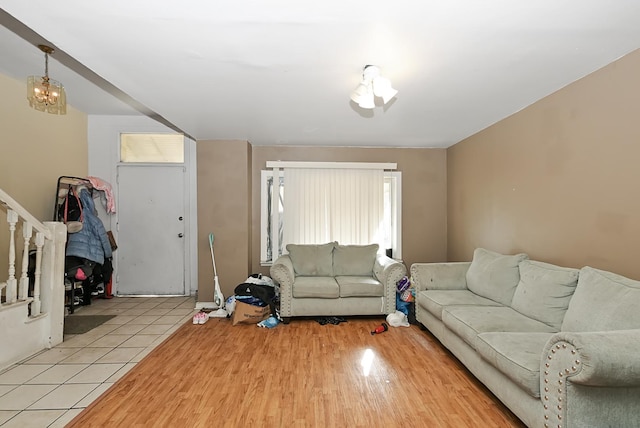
[27,45,66,115]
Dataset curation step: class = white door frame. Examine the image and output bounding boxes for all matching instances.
[87,116,198,297]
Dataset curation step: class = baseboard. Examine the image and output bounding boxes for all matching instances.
[195,301,220,310]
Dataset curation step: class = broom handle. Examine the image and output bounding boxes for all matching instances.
[209,233,218,277]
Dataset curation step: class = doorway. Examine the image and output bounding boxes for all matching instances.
[116,164,187,295]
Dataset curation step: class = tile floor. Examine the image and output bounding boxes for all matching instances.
[0,295,197,427]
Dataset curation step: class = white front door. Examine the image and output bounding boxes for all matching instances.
[116,164,186,295]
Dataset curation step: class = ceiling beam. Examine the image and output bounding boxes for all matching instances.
[0,8,193,140]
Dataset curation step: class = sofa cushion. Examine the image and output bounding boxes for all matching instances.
[286,242,336,276]
[442,306,557,350]
[476,332,554,398]
[333,244,378,276]
[336,276,383,297]
[511,260,579,330]
[562,266,640,332]
[292,276,339,298]
[416,290,500,320]
[465,248,528,306]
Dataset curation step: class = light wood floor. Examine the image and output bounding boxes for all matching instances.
[67,317,525,427]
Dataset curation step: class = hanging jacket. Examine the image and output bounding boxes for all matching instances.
[66,188,113,265]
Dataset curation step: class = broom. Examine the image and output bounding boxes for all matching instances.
[209,232,225,309]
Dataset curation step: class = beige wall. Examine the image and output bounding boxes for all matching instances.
[447,49,640,279]
[0,73,87,274]
[196,140,252,301]
[250,146,448,276]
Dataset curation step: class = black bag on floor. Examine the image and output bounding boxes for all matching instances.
[234,282,277,317]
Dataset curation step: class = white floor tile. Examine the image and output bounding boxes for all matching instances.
[130,347,155,363]
[104,315,137,325]
[55,334,103,348]
[119,334,161,348]
[25,365,89,385]
[130,315,162,325]
[142,307,172,316]
[27,383,99,410]
[87,334,133,348]
[106,363,136,382]
[73,383,113,408]
[110,324,146,335]
[67,363,124,384]
[0,384,57,410]
[0,385,17,398]
[0,409,66,428]
[21,348,80,365]
[49,408,84,427]
[154,315,187,325]
[0,365,52,385]
[96,347,145,364]
[59,348,112,364]
[0,410,18,425]
[138,324,173,335]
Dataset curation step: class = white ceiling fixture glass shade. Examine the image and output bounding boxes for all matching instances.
[27,45,66,115]
[350,65,397,109]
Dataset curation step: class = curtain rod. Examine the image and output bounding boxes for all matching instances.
[266,161,397,170]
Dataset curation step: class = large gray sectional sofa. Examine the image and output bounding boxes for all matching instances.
[411,248,640,428]
[270,242,406,323]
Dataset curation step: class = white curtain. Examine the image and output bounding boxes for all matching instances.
[282,168,384,249]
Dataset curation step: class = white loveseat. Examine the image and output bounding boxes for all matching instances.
[270,242,406,323]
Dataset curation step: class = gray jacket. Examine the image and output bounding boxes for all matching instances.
[66,188,112,265]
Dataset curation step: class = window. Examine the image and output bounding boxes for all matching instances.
[120,133,184,163]
[260,162,401,265]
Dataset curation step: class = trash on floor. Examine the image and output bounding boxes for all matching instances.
[315,316,347,325]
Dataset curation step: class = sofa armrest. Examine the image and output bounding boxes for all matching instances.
[373,255,407,313]
[544,330,640,387]
[270,255,295,317]
[410,262,471,292]
[541,330,640,426]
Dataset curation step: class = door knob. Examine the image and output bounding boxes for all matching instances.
[178,216,183,221]
[178,233,184,238]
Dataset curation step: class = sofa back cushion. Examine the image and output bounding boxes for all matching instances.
[562,266,640,332]
[333,244,378,276]
[511,260,579,330]
[466,248,528,306]
[286,242,336,276]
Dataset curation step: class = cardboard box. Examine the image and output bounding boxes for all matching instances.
[232,300,270,325]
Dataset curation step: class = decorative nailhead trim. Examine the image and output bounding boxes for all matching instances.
[543,342,578,427]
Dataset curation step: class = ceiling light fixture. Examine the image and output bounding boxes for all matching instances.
[27,45,66,115]
[350,65,397,109]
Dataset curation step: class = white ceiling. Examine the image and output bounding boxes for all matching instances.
[1,1,639,148]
